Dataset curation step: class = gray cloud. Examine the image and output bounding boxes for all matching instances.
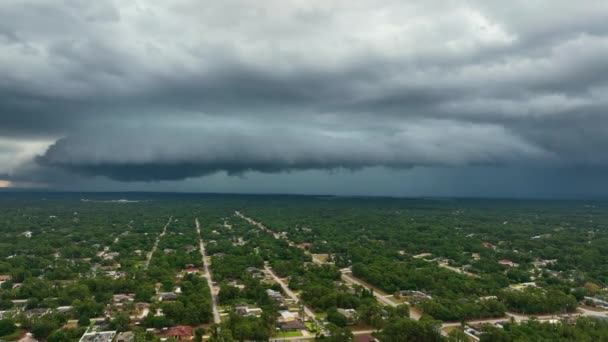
[35,120,548,181]
[0,0,608,194]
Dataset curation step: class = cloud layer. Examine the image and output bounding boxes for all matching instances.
[1,0,608,192]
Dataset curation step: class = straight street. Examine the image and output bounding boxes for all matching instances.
[144,216,172,269]
[196,218,221,324]
[263,265,327,336]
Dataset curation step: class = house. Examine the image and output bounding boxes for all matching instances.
[498,259,517,267]
[266,289,284,301]
[116,332,134,342]
[162,326,193,340]
[483,242,495,249]
[113,294,135,304]
[278,310,299,322]
[56,306,73,314]
[79,330,116,342]
[509,282,537,291]
[184,268,200,275]
[397,290,432,300]
[337,308,357,325]
[532,259,557,268]
[234,303,249,315]
[102,252,120,260]
[0,275,11,285]
[296,242,312,250]
[279,320,307,332]
[584,296,608,309]
[25,308,50,318]
[235,305,262,317]
[158,292,178,301]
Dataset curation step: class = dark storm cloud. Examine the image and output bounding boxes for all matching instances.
[1,0,608,188]
[35,122,546,181]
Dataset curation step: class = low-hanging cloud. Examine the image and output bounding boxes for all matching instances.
[35,121,549,181]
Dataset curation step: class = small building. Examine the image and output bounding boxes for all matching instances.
[509,282,537,291]
[337,308,357,324]
[296,242,312,250]
[25,308,50,318]
[266,289,284,301]
[113,294,135,304]
[158,292,178,301]
[0,275,11,285]
[584,296,608,309]
[116,331,134,342]
[498,259,517,267]
[397,290,432,300]
[279,320,307,332]
[79,330,117,342]
[184,268,200,275]
[532,259,557,268]
[162,326,193,341]
[56,306,73,314]
[278,310,299,322]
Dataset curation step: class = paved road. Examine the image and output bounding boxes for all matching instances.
[144,216,172,269]
[234,210,608,336]
[196,218,221,324]
[236,210,421,321]
[341,273,398,308]
[263,265,327,335]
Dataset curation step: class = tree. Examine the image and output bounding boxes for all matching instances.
[0,300,14,311]
[110,312,130,332]
[218,284,240,305]
[194,328,206,342]
[358,301,385,330]
[479,327,510,342]
[381,318,442,342]
[48,328,87,342]
[0,319,16,337]
[32,317,62,340]
[135,284,156,302]
[78,315,91,328]
[327,309,348,327]
[326,324,353,342]
[447,329,469,342]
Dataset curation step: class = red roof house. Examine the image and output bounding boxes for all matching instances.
[498,259,516,267]
[162,326,193,340]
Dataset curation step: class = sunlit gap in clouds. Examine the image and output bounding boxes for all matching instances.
[0,179,47,189]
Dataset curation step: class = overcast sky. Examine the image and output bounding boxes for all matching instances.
[1,0,608,198]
